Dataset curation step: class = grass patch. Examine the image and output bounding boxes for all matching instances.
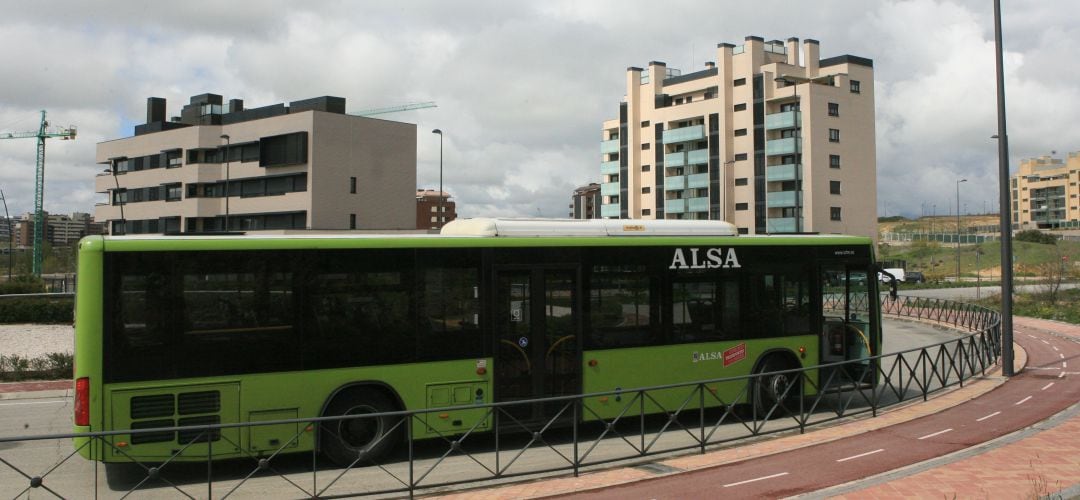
[974,288,1080,324]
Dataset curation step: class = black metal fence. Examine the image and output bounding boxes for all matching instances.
[0,295,1000,498]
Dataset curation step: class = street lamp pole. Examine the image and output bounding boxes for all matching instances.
[104,168,125,235]
[0,189,11,279]
[956,178,967,282]
[221,134,231,232]
[993,0,1015,376]
[432,129,444,229]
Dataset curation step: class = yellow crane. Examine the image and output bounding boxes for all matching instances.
[0,111,77,276]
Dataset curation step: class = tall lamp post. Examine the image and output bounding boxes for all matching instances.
[0,189,11,279]
[220,134,231,232]
[774,77,801,233]
[431,129,444,229]
[956,178,967,282]
[104,168,125,235]
[993,0,1015,376]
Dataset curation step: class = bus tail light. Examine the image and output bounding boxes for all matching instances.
[75,377,90,427]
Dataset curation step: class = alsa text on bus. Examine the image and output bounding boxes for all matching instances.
[669,248,742,270]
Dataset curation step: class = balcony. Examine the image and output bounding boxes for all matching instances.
[687,173,709,189]
[600,160,620,175]
[766,163,799,182]
[687,197,710,213]
[600,182,620,196]
[600,204,621,218]
[665,151,686,167]
[766,190,802,208]
[665,199,687,214]
[662,125,705,144]
[765,137,801,156]
[686,148,709,165]
[601,139,620,155]
[765,110,800,130]
[665,175,686,190]
[767,217,798,233]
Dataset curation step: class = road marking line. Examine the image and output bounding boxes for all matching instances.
[1042,340,1051,345]
[1053,346,1060,351]
[0,400,67,407]
[1015,396,1032,405]
[1060,372,1067,378]
[977,411,1001,422]
[1027,367,1060,370]
[1061,353,1066,359]
[837,449,885,462]
[918,428,953,440]
[723,472,789,487]
[1042,382,1055,391]
[1028,334,1037,339]
[1065,361,1069,369]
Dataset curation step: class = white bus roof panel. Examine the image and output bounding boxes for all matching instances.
[440,218,738,237]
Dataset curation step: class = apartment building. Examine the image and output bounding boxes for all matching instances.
[96,93,416,235]
[599,36,876,238]
[569,183,602,219]
[1011,153,1080,229]
[415,189,457,230]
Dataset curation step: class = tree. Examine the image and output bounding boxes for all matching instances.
[1015,229,1058,245]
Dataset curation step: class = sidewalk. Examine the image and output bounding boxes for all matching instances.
[440,317,1080,499]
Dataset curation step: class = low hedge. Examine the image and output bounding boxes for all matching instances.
[0,352,73,381]
[0,297,74,324]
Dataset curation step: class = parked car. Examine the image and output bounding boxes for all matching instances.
[905,271,925,283]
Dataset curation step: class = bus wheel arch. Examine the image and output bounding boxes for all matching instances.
[750,349,803,417]
[318,383,405,467]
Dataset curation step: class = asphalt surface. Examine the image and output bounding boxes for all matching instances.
[559,321,1080,498]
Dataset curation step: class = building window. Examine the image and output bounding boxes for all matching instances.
[735,178,749,186]
[828,103,839,116]
[734,103,746,112]
[642,143,651,150]
[831,207,842,221]
[164,183,182,202]
[259,132,308,167]
[734,153,748,161]
[642,209,651,216]
[350,177,357,194]
[737,228,749,235]
[735,202,749,211]
[733,78,746,87]
[734,128,748,137]
[349,214,357,229]
[642,186,651,194]
[850,80,861,94]
[641,120,650,128]
[830,155,841,168]
[829,129,840,142]
[830,181,841,195]
[642,164,651,172]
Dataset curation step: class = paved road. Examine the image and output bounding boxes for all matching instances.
[559,319,1080,498]
[900,282,1079,301]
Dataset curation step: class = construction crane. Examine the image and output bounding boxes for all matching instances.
[0,110,77,276]
[351,101,437,117]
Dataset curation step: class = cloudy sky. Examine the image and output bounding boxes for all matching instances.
[1,0,1077,222]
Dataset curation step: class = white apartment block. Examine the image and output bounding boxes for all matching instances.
[600,36,877,238]
[96,94,416,235]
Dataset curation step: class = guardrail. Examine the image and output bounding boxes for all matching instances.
[0,295,1001,498]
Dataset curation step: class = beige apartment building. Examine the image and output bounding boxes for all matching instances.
[600,36,876,238]
[1011,153,1080,229]
[96,93,416,235]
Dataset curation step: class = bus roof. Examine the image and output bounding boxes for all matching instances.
[440,218,739,237]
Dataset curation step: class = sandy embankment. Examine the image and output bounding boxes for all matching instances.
[0,324,74,359]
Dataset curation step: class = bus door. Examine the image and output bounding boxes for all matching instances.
[494,268,580,421]
[820,265,875,381]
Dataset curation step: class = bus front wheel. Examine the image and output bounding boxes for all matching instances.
[752,357,800,418]
[321,388,401,467]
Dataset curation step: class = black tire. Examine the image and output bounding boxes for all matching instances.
[320,388,401,467]
[752,357,801,418]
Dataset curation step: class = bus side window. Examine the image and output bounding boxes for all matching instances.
[587,265,657,349]
[418,266,482,361]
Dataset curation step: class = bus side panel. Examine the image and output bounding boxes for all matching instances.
[74,236,105,460]
[580,336,817,420]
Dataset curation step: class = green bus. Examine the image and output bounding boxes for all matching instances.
[73,218,881,465]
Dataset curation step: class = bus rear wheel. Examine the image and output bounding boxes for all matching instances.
[321,388,400,467]
[752,357,800,418]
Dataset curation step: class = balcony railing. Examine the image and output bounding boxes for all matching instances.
[600,139,620,155]
[600,160,620,175]
[687,196,709,213]
[665,151,686,167]
[600,203,621,217]
[662,125,705,144]
[665,198,686,213]
[665,175,686,191]
[600,182,620,196]
[767,190,802,208]
[687,173,709,189]
[766,164,799,182]
[767,216,798,233]
[765,110,800,130]
[686,148,709,165]
[766,137,800,156]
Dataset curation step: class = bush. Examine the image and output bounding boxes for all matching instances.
[0,275,47,295]
[0,297,74,323]
[0,352,73,381]
[1015,230,1058,245]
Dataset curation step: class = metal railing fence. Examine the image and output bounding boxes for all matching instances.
[0,295,1000,498]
